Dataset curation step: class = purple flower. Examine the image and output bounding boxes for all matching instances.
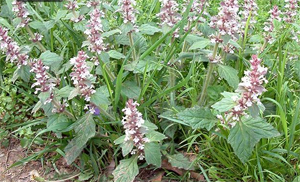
[157,0,181,38]
[122,99,149,160]
[239,0,258,29]
[30,33,43,43]
[84,9,107,55]
[12,0,31,27]
[0,26,28,67]
[230,55,268,121]
[263,6,282,43]
[119,0,137,24]
[30,59,56,94]
[209,0,240,41]
[65,0,78,10]
[70,51,96,102]
[283,0,298,23]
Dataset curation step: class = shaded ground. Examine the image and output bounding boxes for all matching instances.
[0,138,76,182]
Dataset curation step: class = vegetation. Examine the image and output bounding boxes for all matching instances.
[0,0,300,181]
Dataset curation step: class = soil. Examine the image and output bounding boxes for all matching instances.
[0,138,76,182]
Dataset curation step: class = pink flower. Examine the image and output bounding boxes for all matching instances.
[263,6,282,43]
[30,33,43,42]
[70,51,96,102]
[84,9,106,55]
[30,59,56,104]
[12,0,31,27]
[157,0,181,38]
[119,0,137,24]
[283,0,298,23]
[65,0,78,10]
[239,0,258,29]
[230,55,268,121]
[0,26,28,67]
[122,99,149,160]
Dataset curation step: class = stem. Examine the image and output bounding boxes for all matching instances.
[52,99,75,119]
[198,43,219,105]
[25,25,47,52]
[128,32,137,62]
[169,37,176,107]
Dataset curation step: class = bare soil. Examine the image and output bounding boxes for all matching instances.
[0,138,76,182]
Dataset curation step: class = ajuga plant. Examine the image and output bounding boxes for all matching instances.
[1,0,300,181]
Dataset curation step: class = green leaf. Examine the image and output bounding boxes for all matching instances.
[212,92,240,112]
[144,142,161,167]
[55,10,68,22]
[57,86,75,98]
[133,57,162,74]
[113,156,139,182]
[40,51,63,72]
[139,24,162,35]
[143,120,158,131]
[177,106,217,130]
[228,39,242,49]
[293,176,300,182]
[64,114,95,165]
[68,87,79,100]
[0,17,12,29]
[121,140,134,157]
[228,117,280,163]
[114,135,125,145]
[47,114,72,132]
[189,38,211,50]
[102,29,121,38]
[90,87,110,109]
[108,50,125,60]
[121,81,141,99]
[29,20,46,32]
[146,131,166,142]
[218,65,239,89]
[166,153,193,170]
[295,60,300,80]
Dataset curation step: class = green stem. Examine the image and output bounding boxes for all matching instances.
[25,25,47,52]
[198,43,219,105]
[128,32,137,62]
[52,99,75,119]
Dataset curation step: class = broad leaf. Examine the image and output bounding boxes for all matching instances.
[113,156,139,182]
[102,29,121,38]
[108,50,125,60]
[218,65,239,89]
[40,51,63,72]
[64,114,95,164]
[212,92,240,112]
[189,38,211,50]
[90,87,110,109]
[121,140,134,157]
[146,131,166,142]
[228,117,280,163]
[57,86,75,98]
[47,114,72,132]
[121,81,141,99]
[166,153,193,170]
[139,24,161,35]
[144,142,161,167]
[177,106,217,130]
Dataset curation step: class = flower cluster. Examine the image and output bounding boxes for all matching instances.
[12,0,30,27]
[283,0,299,23]
[65,0,84,22]
[157,0,181,38]
[70,51,96,103]
[122,99,149,160]
[30,33,43,43]
[0,26,28,67]
[84,9,106,55]
[263,6,281,44]
[65,0,78,10]
[230,55,268,121]
[209,0,240,41]
[239,0,258,29]
[30,59,56,104]
[185,0,208,23]
[119,0,137,24]
[87,0,100,8]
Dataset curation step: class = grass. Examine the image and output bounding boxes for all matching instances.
[0,0,300,181]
